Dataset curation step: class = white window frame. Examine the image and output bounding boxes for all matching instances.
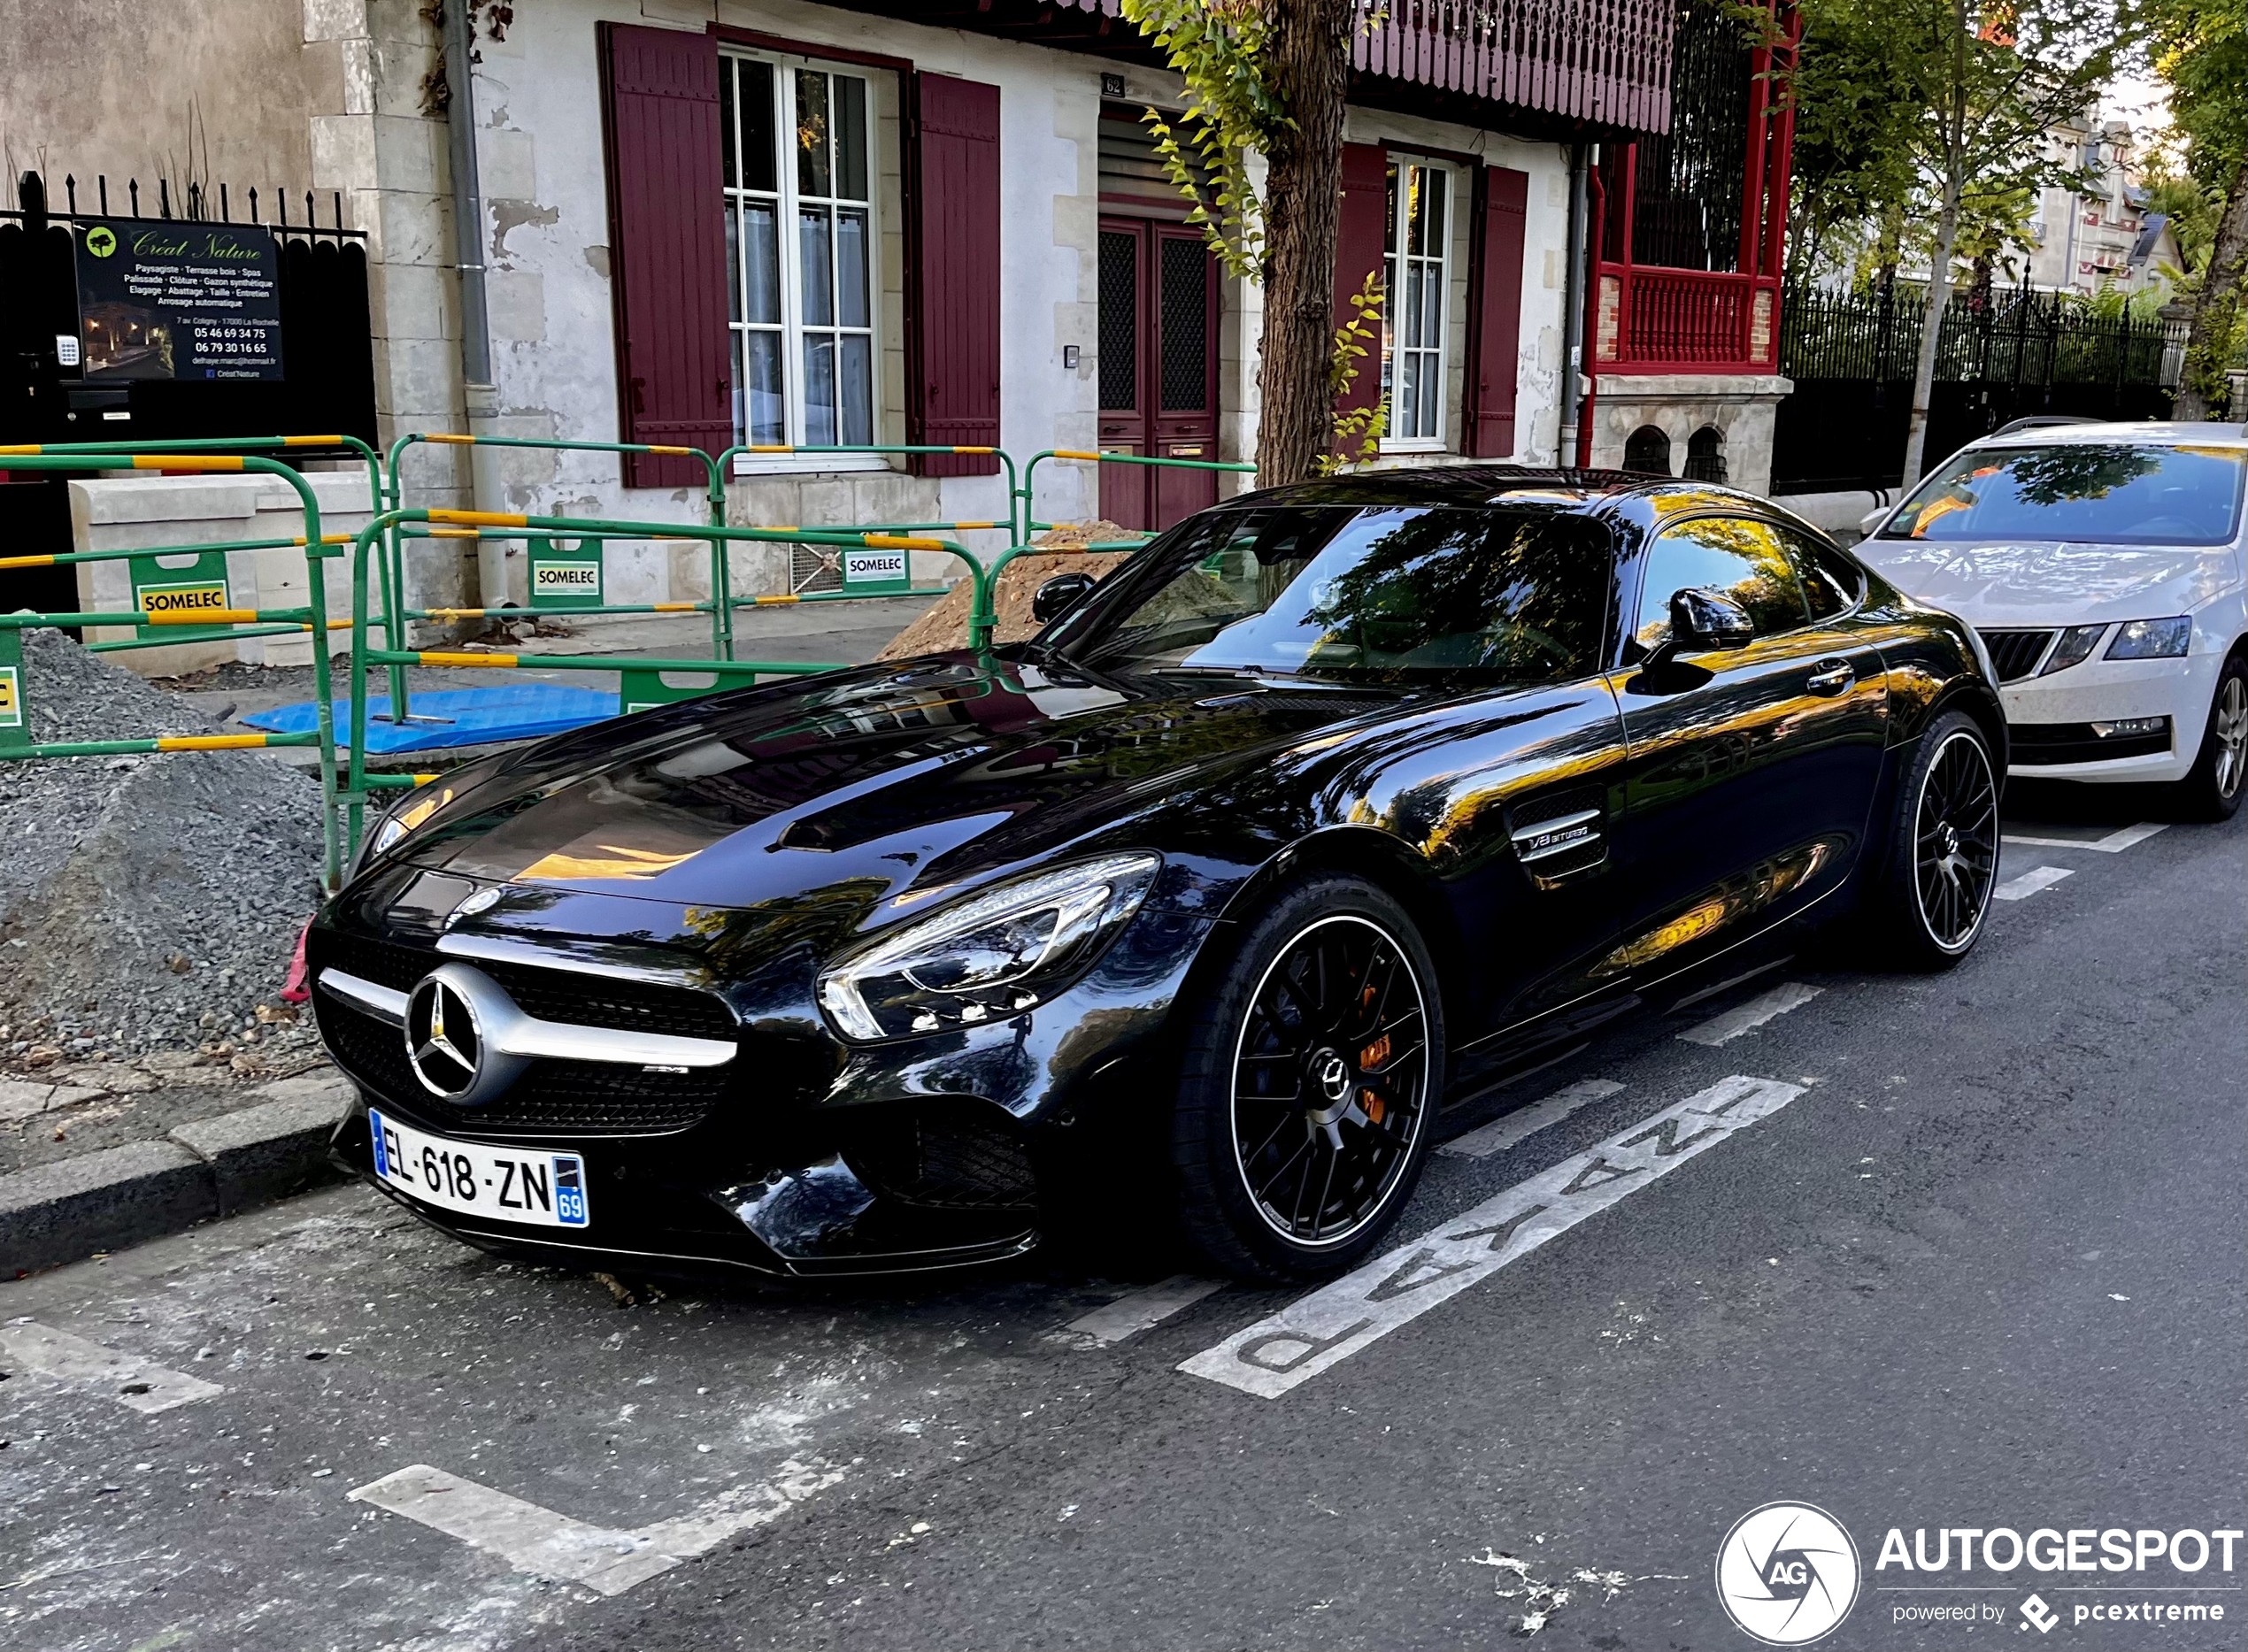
[721,48,883,473]
[1379,154,1455,454]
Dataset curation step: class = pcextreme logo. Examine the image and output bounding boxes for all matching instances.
[1716,1502,1861,1645]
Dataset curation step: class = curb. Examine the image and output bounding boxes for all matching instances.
[1,1072,354,1276]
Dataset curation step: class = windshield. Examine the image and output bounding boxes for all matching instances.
[1879,442,2248,546]
[1036,504,1616,687]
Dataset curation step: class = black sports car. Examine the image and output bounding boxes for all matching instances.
[316,469,2005,1282]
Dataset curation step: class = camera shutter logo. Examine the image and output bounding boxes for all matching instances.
[1715,1502,1860,1645]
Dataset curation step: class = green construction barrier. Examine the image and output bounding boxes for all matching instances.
[527,535,605,611]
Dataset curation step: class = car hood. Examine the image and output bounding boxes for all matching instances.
[1853,536,2241,628]
[381,653,1395,913]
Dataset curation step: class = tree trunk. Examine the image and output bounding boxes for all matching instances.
[1902,0,1970,488]
[2175,158,2248,421]
[1253,0,1355,488]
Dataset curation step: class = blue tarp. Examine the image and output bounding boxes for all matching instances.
[242,684,620,752]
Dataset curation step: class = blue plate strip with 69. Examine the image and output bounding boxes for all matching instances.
[368,1108,590,1229]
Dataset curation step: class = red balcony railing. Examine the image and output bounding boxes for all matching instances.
[1593,267,1783,372]
[1351,0,1675,132]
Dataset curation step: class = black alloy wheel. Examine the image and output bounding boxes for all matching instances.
[1867,708,1998,969]
[1913,726,1999,952]
[1230,915,1431,1247]
[1172,876,1443,1281]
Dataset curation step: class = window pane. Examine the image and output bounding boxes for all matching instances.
[725,206,743,325]
[1404,257,1423,348]
[738,60,775,193]
[743,204,780,324]
[835,208,870,329]
[1635,518,1811,648]
[1415,351,1438,436]
[839,334,873,446]
[1384,163,1399,254]
[835,75,868,202]
[1053,506,1614,686]
[1407,167,1428,257]
[731,330,744,445]
[720,60,737,190]
[1426,168,1446,245]
[1097,228,1138,411]
[1422,262,1443,346]
[1397,353,1420,439]
[797,70,831,198]
[803,334,837,445]
[799,207,834,327]
[744,330,784,446]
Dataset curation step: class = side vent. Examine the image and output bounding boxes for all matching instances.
[1505,785,1609,886]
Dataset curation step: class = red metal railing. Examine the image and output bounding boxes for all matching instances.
[1351,0,1676,133]
[1593,267,1783,371]
[1043,0,1675,135]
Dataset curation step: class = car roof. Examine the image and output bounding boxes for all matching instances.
[1217,465,1741,512]
[1963,419,2248,450]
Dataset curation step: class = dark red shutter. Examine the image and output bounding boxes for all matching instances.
[1333,143,1390,423]
[598,23,731,488]
[906,73,1002,478]
[1463,165,1529,459]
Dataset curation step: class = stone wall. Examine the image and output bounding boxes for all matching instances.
[1588,373,1795,496]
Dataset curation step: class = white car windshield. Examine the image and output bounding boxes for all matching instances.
[1880,442,2248,546]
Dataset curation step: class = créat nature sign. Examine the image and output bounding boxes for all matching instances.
[74,219,285,381]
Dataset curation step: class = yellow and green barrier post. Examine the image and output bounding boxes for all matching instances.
[0,451,345,887]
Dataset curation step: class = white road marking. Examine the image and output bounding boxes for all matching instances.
[2001,821,2167,854]
[1994,864,2075,902]
[1180,1075,1807,1398]
[1440,1079,1626,1159]
[1060,1275,1226,1346]
[348,1458,843,1596]
[0,1319,222,1413]
[1677,981,1823,1046]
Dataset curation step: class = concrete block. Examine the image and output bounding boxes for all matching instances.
[311,112,381,194]
[486,269,547,344]
[0,1140,217,1275]
[169,1079,353,1215]
[482,127,537,203]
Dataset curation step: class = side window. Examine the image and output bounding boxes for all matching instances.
[1634,517,1812,651]
[1775,526,1863,622]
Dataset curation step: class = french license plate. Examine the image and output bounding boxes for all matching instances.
[367,1108,590,1229]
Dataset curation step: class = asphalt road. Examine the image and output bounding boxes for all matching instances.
[3,783,2240,1652]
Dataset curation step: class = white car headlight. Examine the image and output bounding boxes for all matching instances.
[2105,616,2191,660]
[817,853,1162,1041]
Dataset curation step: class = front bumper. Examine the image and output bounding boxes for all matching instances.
[1998,650,2217,783]
[315,905,1216,1279]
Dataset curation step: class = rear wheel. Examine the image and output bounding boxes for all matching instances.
[1171,876,1443,1282]
[1867,710,1998,969]
[2169,652,2248,822]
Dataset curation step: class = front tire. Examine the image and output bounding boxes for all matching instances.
[2169,651,2248,822]
[1867,709,1999,970]
[1171,875,1444,1283]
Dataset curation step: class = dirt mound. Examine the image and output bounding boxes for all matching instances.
[874,522,1143,660]
[0,628,326,1067]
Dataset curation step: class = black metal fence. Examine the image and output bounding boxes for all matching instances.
[1770,279,2185,495]
[0,167,379,619]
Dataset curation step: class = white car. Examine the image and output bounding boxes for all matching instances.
[1855,420,2248,818]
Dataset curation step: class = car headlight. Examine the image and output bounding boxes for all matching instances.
[817,852,1162,1041]
[2105,616,2191,660]
[2037,625,2107,675]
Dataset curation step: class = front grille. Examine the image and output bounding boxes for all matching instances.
[1977,628,2055,682]
[844,1102,1039,1210]
[2010,720,2172,765]
[316,993,722,1136]
[307,928,735,1039]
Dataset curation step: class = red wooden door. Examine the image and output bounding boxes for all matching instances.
[1097,219,1218,532]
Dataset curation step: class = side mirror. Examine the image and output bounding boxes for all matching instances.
[1032,571,1097,625]
[1642,586,1755,672]
[1669,586,1755,650]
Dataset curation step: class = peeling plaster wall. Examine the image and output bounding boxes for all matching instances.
[462,0,1106,603]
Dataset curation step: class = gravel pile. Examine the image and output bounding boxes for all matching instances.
[0,628,328,1070]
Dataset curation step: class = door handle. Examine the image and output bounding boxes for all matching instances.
[1805,659,1855,695]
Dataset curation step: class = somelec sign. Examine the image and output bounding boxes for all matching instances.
[136,579,231,619]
